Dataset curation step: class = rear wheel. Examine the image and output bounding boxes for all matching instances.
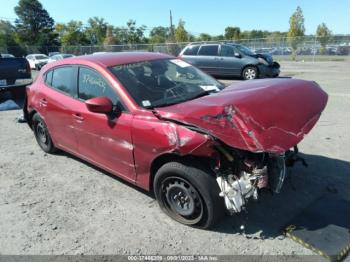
[154,161,225,228]
[32,113,56,153]
[242,66,258,80]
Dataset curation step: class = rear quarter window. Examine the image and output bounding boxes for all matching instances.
[44,70,53,85]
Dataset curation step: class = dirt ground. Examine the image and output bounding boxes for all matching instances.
[1,61,350,260]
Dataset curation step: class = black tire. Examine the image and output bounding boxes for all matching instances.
[32,113,57,153]
[242,66,258,80]
[153,161,225,229]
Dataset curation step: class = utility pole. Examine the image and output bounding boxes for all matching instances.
[169,10,174,39]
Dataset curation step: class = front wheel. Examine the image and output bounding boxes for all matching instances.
[242,66,258,80]
[153,161,225,229]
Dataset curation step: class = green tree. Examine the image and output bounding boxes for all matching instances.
[126,20,146,44]
[0,20,26,56]
[224,26,241,40]
[316,23,332,54]
[86,17,108,45]
[197,33,212,41]
[14,0,58,51]
[149,26,169,44]
[287,6,305,60]
[58,21,89,46]
[212,34,225,41]
[174,19,188,42]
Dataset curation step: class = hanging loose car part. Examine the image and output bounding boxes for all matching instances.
[215,145,292,214]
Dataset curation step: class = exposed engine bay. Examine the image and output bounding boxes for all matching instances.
[214,145,301,214]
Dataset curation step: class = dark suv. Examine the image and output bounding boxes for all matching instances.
[179,43,280,80]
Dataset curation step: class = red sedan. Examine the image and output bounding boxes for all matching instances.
[25,52,328,228]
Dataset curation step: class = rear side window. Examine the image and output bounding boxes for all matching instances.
[183,45,199,55]
[198,45,219,56]
[51,66,75,95]
[78,67,121,106]
[44,70,53,85]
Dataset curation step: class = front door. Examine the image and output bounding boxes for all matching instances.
[73,66,135,181]
[219,45,244,76]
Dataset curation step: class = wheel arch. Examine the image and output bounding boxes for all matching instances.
[149,153,213,191]
[27,109,38,129]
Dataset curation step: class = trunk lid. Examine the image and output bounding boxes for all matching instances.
[155,78,328,154]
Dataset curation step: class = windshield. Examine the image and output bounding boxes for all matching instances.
[109,58,224,108]
[235,45,255,56]
[62,54,74,58]
[35,55,48,60]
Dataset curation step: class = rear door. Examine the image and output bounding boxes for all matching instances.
[40,66,79,153]
[193,45,220,75]
[72,66,135,181]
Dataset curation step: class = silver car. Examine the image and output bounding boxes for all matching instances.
[179,43,280,80]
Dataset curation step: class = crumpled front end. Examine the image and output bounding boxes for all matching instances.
[154,78,328,213]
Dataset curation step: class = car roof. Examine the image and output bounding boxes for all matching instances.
[60,52,173,67]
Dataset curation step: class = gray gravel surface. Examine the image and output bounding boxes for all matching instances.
[0,61,349,260]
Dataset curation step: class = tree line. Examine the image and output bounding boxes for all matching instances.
[0,0,335,58]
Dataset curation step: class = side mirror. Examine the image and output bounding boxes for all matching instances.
[234,52,241,58]
[85,96,113,114]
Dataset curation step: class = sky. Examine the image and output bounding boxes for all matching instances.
[1,0,350,36]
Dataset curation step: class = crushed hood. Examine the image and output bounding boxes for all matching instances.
[155,78,328,154]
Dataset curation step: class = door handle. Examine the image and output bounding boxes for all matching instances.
[72,113,84,122]
[39,98,48,107]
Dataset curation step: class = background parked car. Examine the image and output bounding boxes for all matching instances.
[48,54,75,63]
[0,54,31,111]
[26,54,49,70]
[0,53,15,58]
[179,42,280,80]
[48,52,60,57]
[0,54,31,87]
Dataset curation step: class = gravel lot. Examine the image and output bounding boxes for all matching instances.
[1,61,350,260]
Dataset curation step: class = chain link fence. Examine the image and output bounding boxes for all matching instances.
[1,35,350,61]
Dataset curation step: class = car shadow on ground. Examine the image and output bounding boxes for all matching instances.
[57,149,350,239]
[0,88,25,111]
[211,153,350,239]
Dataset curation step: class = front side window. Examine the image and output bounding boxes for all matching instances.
[220,45,235,57]
[78,67,120,106]
[51,66,74,95]
[235,45,255,56]
[109,59,224,108]
[198,45,219,56]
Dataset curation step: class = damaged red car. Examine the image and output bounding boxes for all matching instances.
[25,52,328,228]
